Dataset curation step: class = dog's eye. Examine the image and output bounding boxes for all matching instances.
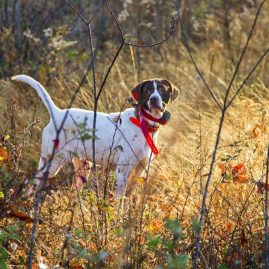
[145,88,151,94]
[158,87,166,94]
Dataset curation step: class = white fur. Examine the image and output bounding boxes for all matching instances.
[147,81,162,111]
[12,75,161,196]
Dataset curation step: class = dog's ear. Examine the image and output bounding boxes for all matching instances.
[161,79,180,103]
[131,80,150,106]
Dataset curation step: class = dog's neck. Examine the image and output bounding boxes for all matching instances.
[134,107,162,133]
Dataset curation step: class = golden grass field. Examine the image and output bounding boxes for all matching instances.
[0,2,269,268]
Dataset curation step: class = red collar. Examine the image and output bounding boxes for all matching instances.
[141,107,168,125]
[129,109,159,155]
[141,107,162,123]
[130,117,159,133]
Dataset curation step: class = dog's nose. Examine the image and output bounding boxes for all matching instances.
[150,96,158,104]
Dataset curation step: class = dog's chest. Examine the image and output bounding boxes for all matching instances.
[96,114,153,162]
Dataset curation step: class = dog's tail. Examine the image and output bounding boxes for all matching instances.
[11,75,59,117]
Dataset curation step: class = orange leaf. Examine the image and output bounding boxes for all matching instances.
[9,206,33,223]
[0,147,9,163]
[232,163,246,176]
[137,177,145,184]
[232,163,248,183]
[148,219,163,235]
[251,124,262,138]
[233,174,248,183]
[218,163,226,175]
[225,221,234,231]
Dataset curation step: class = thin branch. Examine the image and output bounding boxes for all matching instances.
[226,46,269,109]
[176,0,222,111]
[88,0,109,24]
[88,23,97,172]
[124,17,176,48]
[193,111,226,268]
[105,3,124,42]
[223,0,265,107]
[96,41,125,102]
[265,145,269,269]
[63,0,88,25]
[107,117,147,171]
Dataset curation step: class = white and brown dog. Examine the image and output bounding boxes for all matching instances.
[12,75,179,197]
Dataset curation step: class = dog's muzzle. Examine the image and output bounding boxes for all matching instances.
[149,96,164,112]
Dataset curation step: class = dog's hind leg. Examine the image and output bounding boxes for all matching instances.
[115,157,149,197]
[114,156,138,197]
[125,157,148,196]
[23,153,67,198]
[71,158,92,190]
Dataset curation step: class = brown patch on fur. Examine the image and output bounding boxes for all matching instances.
[72,158,92,189]
[125,157,149,196]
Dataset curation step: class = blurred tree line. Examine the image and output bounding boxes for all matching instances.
[0,0,265,81]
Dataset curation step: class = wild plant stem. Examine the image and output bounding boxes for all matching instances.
[264,145,269,269]
[193,110,225,268]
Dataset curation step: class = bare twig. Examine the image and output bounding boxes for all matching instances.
[264,145,269,269]
[193,111,225,268]
[96,41,125,102]
[223,0,266,108]
[124,17,176,48]
[226,46,269,109]
[176,0,222,111]
[87,22,98,172]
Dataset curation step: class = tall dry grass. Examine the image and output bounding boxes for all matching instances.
[0,1,269,268]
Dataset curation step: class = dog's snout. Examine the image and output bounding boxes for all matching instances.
[150,96,159,104]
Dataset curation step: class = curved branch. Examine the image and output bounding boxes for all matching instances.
[63,0,88,25]
[105,3,124,42]
[176,0,222,111]
[225,46,269,109]
[223,0,266,108]
[124,17,176,48]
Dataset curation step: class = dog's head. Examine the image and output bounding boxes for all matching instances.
[131,79,179,115]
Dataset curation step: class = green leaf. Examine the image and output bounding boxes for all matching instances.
[218,264,228,269]
[164,240,173,252]
[191,217,201,234]
[7,225,17,233]
[74,228,88,239]
[147,235,162,251]
[164,218,182,239]
[0,192,4,199]
[0,259,8,269]
[98,250,108,261]
[0,166,8,180]
[74,228,84,236]
[0,230,9,242]
[78,248,91,260]
[234,259,241,266]
[114,228,124,237]
[0,247,9,260]
[167,254,189,269]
